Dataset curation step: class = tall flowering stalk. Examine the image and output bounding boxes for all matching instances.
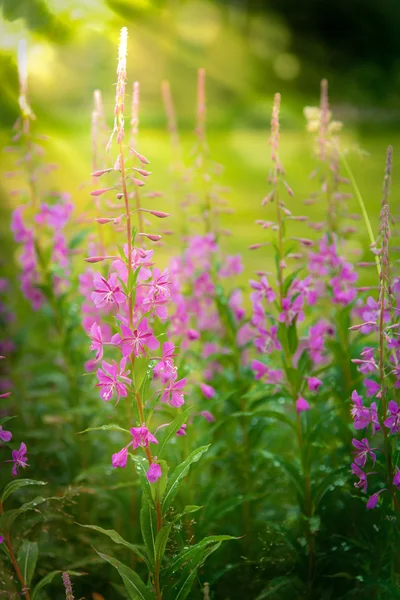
[249,93,351,594]
[7,40,73,311]
[81,29,232,600]
[0,355,31,600]
[304,79,351,237]
[350,147,400,513]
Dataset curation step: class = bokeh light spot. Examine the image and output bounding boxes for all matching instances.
[176,0,221,46]
[273,53,300,80]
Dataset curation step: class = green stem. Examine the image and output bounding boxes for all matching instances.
[337,148,380,275]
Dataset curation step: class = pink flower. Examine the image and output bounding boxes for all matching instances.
[0,426,12,443]
[279,294,304,326]
[96,359,131,403]
[366,489,385,510]
[176,424,187,436]
[186,329,200,341]
[154,342,177,383]
[112,447,128,468]
[393,470,400,489]
[147,462,162,483]
[250,276,276,303]
[384,401,400,434]
[229,289,245,321]
[352,438,377,467]
[364,378,380,398]
[91,272,126,310]
[130,426,158,449]
[201,410,215,423]
[200,383,215,399]
[120,319,159,358]
[296,397,310,413]
[220,255,243,277]
[350,391,380,434]
[351,463,368,493]
[162,377,186,407]
[251,360,269,380]
[11,442,28,477]
[307,377,322,392]
[89,322,104,362]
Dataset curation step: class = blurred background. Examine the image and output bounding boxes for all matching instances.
[1,0,400,266]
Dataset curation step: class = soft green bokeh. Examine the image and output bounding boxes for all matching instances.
[0,0,398,279]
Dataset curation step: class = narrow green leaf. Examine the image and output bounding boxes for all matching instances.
[173,505,203,523]
[155,523,172,563]
[253,409,297,431]
[140,500,156,568]
[2,479,47,504]
[17,541,38,586]
[0,496,47,533]
[164,538,232,600]
[162,445,209,514]
[76,524,150,569]
[164,535,235,580]
[131,455,155,509]
[77,424,130,435]
[287,321,299,355]
[157,407,192,459]
[96,550,155,600]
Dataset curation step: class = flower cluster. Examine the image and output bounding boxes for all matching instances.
[11,195,73,309]
[84,27,186,484]
[350,146,400,509]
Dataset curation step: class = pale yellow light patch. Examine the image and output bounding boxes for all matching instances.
[176,0,221,46]
[273,53,301,81]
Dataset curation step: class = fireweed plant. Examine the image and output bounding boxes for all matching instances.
[2,28,400,600]
[162,71,258,553]
[79,28,233,600]
[245,92,360,596]
[351,149,400,510]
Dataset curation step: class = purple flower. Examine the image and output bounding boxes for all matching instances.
[162,377,186,408]
[364,378,380,398]
[279,294,304,326]
[91,273,126,309]
[307,377,322,392]
[0,535,3,544]
[251,360,269,380]
[351,462,368,493]
[250,276,276,303]
[11,442,28,477]
[220,255,243,277]
[0,426,12,443]
[393,470,400,489]
[350,390,380,433]
[176,424,187,436]
[200,410,215,423]
[296,397,310,413]
[366,489,385,510]
[89,322,104,362]
[96,359,131,403]
[154,342,177,383]
[384,401,400,434]
[200,383,215,399]
[147,462,162,483]
[120,319,159,358]
[130,426,158,449]
[352,438,377,467]
[112,447,128,468]
[186,328,200,341]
